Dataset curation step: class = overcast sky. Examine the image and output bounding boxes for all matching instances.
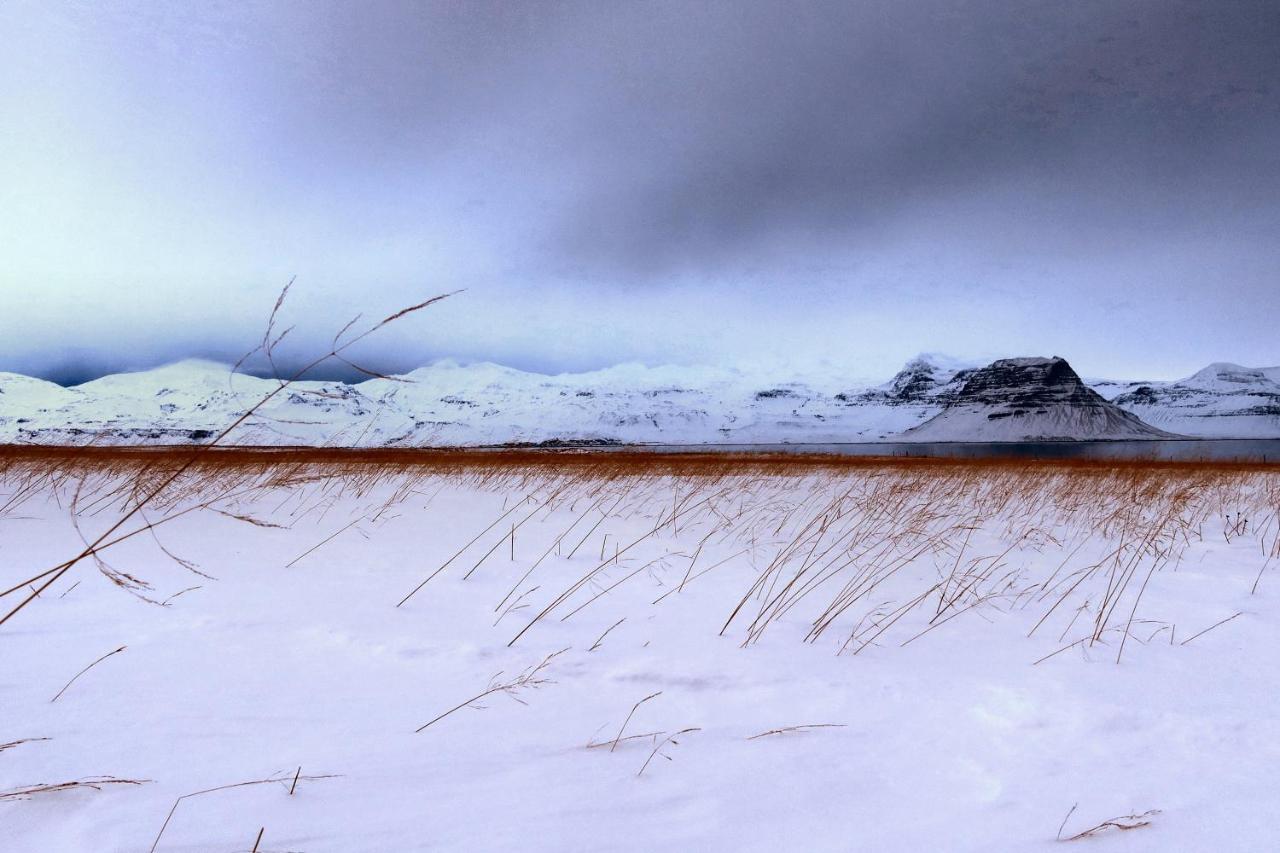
[2,0,1277,385]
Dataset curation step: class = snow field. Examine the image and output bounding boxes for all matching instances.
[2,459,1278,851]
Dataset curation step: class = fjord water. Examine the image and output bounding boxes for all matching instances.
[643,439,1280,462]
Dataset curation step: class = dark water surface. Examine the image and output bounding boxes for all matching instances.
[633,439,1280,463]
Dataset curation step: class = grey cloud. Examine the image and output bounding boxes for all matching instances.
[1,0,1277,383]
[538,0,1280,277]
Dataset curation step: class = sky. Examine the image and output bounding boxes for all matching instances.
[1,0,1278,386]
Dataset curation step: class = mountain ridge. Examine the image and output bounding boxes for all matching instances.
[2,354,1277,445]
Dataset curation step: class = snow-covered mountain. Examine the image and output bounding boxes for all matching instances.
[1,354,1277,445]
[901,357,1172,442]
[0,357,950,446]
[1106,362,1280,438]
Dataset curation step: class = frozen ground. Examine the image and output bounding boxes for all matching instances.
[2,456,1278,851]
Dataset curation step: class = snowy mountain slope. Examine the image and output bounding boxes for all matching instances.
[0,356,973,446]
[0,372,78,412]
[1084,377,1164,402]
[1,354,1278,445]
[0,360,403,446]
[1110,362,1280,438]
[360,359,953,446]
[864,353,974,403]
[901,357,1174,441]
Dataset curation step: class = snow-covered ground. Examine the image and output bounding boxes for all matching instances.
[2,457,1279,851]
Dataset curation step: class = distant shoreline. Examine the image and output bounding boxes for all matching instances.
[2,439,1277,468]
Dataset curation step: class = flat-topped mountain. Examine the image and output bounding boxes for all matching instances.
[902,357,1175,441]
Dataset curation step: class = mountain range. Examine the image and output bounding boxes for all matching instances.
[0,355,1277,446]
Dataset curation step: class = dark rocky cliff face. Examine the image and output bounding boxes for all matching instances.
[904,356,1175,440]
[950,357,1112,413]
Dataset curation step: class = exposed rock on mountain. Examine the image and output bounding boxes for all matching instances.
[1110,362,1280,438]
[865,354,975,405]
[902,357,1174,441]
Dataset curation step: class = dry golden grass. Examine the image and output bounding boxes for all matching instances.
[2,444,1277,665]
[2,442,1275,481]
[0,777,151,802]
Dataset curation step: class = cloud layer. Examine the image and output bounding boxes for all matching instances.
[2,1,1277,383]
